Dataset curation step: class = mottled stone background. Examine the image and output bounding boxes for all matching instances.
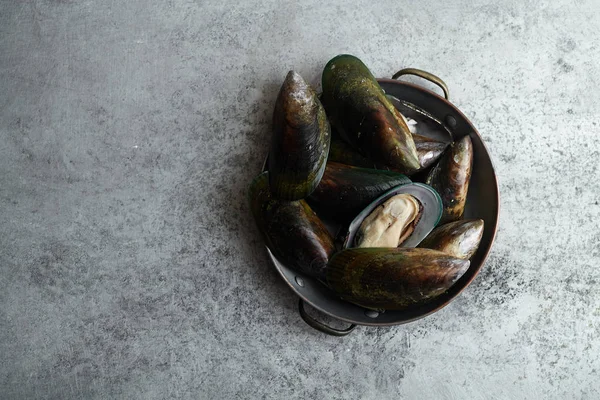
[1,1,599,399]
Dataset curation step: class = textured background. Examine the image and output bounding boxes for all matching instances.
[1,1,599,399]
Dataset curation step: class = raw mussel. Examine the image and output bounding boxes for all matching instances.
[308,162,411,222]
[269,71,331,200]
[325,247,470,310]
[249,172,334,279]
[418,219,484,260]
[342,182,443,249]
[426,135,473,223]
[321,54,420,174]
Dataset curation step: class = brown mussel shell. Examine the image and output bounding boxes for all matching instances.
[418,219,484,260]
[426,135,473,223]
[249,172,334,280]
[269,71,331,200]
[325,247,470,310]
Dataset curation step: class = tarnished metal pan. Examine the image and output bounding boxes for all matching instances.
[265,69,499,336]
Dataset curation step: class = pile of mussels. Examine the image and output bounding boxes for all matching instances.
[249,54,484,311]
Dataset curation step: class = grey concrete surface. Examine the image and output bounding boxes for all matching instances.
[1,0,599,399]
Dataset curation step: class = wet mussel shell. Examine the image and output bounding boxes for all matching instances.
[342,182,443,249]
[418,219,484,260]
[249,172,334,280]
[269,71,331,200]
[328,134,377,169]
[325,247,470,310]
[321,54,420,174]
[426,135,473,223]
[413,134,449,170]
[308,162,411,222]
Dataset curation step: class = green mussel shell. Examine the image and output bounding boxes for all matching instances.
[321,55,420,174]
[308,162,411,222]
[328,135,377,169]
[426,135,473,223]
[269,71,331,200]
[418,219,484,260]
[325,247,470,310]
[249,172,334,279]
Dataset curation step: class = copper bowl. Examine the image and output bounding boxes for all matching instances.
[265,69,499,336]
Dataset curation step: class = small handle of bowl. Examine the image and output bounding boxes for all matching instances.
[298,299,357,337]
[392,68,450,100]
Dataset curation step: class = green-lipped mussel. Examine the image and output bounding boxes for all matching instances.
[419,219,484,260]
[308,162,411,222]
[249,172,334,279]
[321,55,420,174]
[269,71,331,200]
[325,247,470,310]
[426,135,473,223]
[342,182,443,249]
[354,193,422,248]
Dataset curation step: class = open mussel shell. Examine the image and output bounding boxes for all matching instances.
[324,247,470,310]
[418,219,484,260]
[321,55,420,174]
[269,71,331,200]
[249,172,334,280]
[342,182,442,249]
[426,135,473,223]
[308,162,411,222]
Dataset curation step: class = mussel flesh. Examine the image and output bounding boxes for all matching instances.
[308,162,411,221]
[354,193,421,248]
[342,182,443,249]
[426,135,473,223]
[249,172,334,279]
[269,71,331,200]
[325,247,470,310]
[321,55,420,174]
[419,219,484,260]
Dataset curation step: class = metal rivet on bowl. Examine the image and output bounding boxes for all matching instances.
[445,115,457,129]
[364,310,379,318]
[295,276,305,287]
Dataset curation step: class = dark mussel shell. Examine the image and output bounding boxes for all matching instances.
[249,172,334,280]
[386,95,453,143]
[328,135,377,169]
[419,219,484,260]
[325,247,470,310]
[321,55,420,174]
[426,135,473,223]
[269,71,331,200]
[308,162,411,222]
[413,134,449,170]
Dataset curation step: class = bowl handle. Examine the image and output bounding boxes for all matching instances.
[392,68,450,100]
[298,299,357,337]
